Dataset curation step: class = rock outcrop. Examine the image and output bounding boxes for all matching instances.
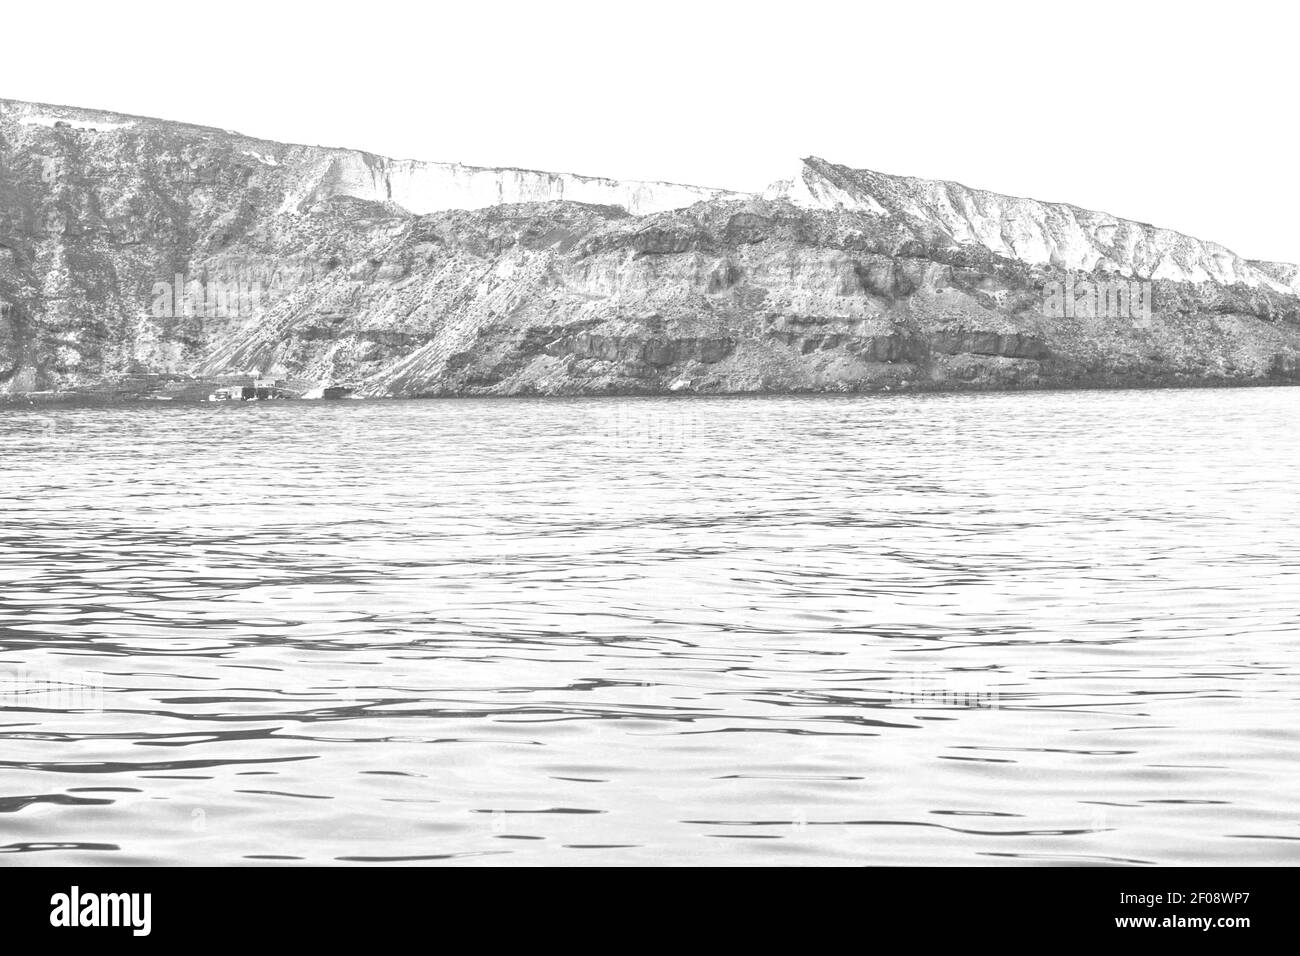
[2,97,1298,400]
[766,157,1292,290]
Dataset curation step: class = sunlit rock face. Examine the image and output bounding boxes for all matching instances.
[1248,259,1300,296]
[303,152,747,216]
[765,157,1296,291]
[2,98,1298,399]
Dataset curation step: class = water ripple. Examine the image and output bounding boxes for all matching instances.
[1,389,1297,864]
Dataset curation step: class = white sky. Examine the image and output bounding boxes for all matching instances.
[3,0,1296,263]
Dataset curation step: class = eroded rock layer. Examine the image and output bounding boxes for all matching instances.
[2,98,1297,399]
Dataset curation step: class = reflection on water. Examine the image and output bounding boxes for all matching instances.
[0,388,1297,865]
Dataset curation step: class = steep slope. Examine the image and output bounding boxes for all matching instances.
[1,98,1297,400]
[766,157,1290,291]
[181,197,1299,397]
[1248,259,1300,296]
[300,152,747,216]
[0,98,742,216]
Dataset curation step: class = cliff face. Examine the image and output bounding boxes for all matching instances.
[766,158,1293,291]
[305,153,748,217]
[2,97,1298,399]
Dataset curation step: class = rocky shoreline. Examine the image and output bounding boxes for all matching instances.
[5,371,1296,407]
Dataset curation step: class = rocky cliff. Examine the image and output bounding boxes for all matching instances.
[2,97,1297,399]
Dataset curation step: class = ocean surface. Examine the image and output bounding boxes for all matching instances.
[1,387,1297,866]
